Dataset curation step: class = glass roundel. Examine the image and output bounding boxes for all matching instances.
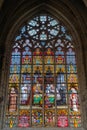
[6,15,81,128]
[27,15,59,40]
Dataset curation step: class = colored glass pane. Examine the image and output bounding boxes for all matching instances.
[32,110,43,126]
[5,116,17,128]
[18,110,30,127]
[10,65,20,73]
[45,110,55,127]
[9,74,20,83]
[70,116,81,127]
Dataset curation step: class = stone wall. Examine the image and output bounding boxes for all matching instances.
[2,128,85,130]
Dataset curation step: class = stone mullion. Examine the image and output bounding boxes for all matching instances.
[0,53,10,129]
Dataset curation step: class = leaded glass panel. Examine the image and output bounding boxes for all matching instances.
[6,14,81,128]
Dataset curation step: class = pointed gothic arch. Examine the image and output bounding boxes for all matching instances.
[3,14,82,128]
[0,0,86,129]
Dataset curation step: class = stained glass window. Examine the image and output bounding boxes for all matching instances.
[5,15,81,128]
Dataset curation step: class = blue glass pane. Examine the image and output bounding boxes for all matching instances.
[12,48,21,56]
[61,26,66,33]
[40,33,47,40]
[28,29,37,36]
[22,47,32,55]
[15,35,21,41]
[21,26,26,33]
[50,20,58,26]
[67,65,77,73]
[55,47,64,55]
[50,29,58,36]
[29,20,37,26]
[66,48,75,55]
[21,74,31,83]
[40,16,47,22]
[56,73,66,83]
[41,42,45,46]
[10,65,20,73]
[11,56,20,64]
[66,48,76,64]
[66,55,76,64]
[65,34,72,41]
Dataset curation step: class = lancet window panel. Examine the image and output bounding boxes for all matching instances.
[5,15,81,128]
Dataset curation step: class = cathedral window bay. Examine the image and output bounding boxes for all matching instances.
[6,15,81,128]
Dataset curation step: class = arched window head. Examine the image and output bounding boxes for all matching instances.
[5,14,81,128]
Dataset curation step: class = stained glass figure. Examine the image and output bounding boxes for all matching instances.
[69,87,80,114]
[8,87,18,112]
[32,82,43,107]
[20,84,31,105]
[11,48,21,64]
[45,84,55,108]
[66,48,76,64]
[56,84,67,105]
